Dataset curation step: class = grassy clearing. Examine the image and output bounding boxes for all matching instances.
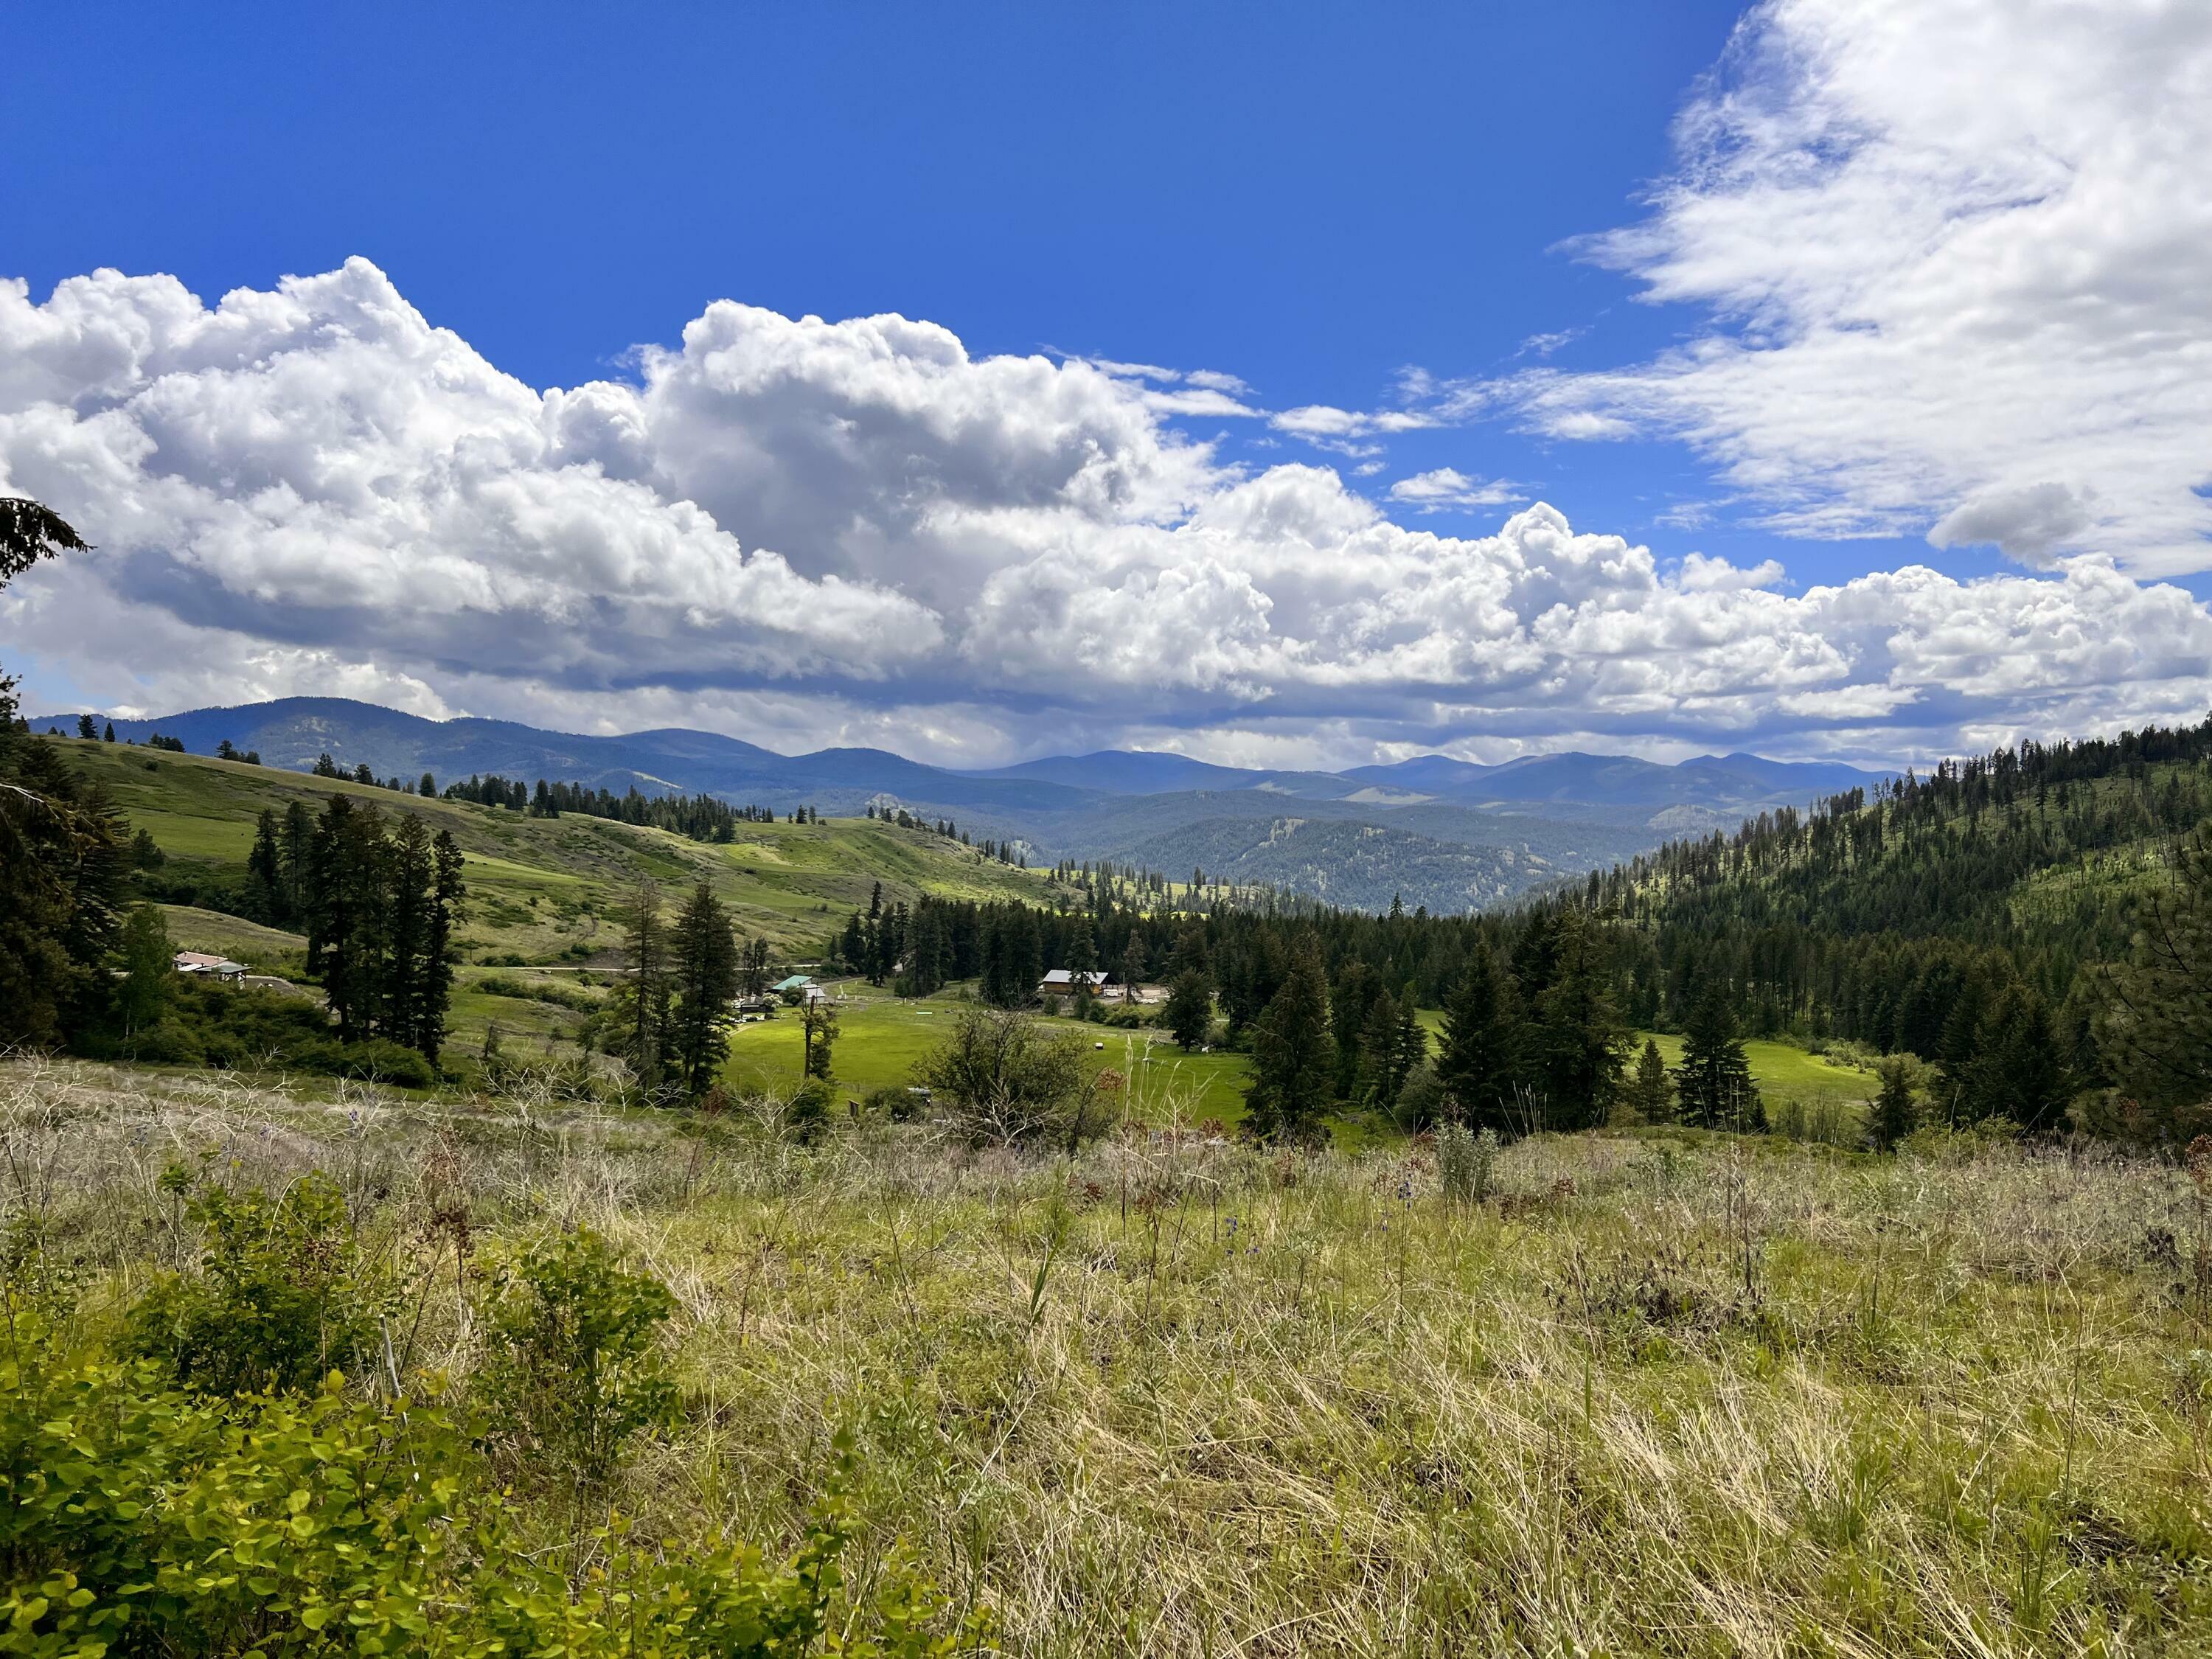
[11,1054,2210,1655]
[1631,1029,1877,1101]
[721,987,1254,1124]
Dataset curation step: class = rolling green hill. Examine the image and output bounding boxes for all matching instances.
[66,734,1063,964]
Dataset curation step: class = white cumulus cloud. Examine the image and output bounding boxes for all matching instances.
[4,258,2212,768]
[1387,468,1523,513]
[1503,0,2212,575]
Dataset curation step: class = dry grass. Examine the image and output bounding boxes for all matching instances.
[7,1054,2212,1656]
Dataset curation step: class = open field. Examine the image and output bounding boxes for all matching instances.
[8,1054,2209,1655]
[1634,1029,1877,1100]
[721,986,1255,1124]
[1411,1009,1875,1115]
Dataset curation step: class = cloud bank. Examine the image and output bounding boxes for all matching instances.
[3,257,2211,768]
[1506,0,2212,575]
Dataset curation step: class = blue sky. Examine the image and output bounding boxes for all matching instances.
[4,1,2210,767]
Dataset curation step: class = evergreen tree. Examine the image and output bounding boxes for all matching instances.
[1867,1057,1918,1151]
[1935,967,1998,1125]
[1164,970,1214,1051]
[1531,908,1627,1130]
[1354,987,1399,1107]
[246,808,285,925]
[1242,941,1335,1142]
[77,714,96,739]
[305,796,386,1043]
[801,998,839,1080]
[1436,942,1520,1133]
[1394,997,1427,1095]
[612,880,673,1095]
[116,903,172,1047]
[667,883,741,1099]
[419,771,435,797]
[422,827,463,1063]
[102,722,114,742]
[1963,982,2069,1131]
[279,799,313,925]
[1674,978,1756,1130]
[296,796,464,1062]
[1623,1037,1674,1125]
[2096,821,2212,1141]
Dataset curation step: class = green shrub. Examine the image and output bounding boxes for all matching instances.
[475,973,599,1012]
[123,1169,389,1397]
[787,1078,835,1144]
[477,1228,678,1487]
[1438,1124,1498,1204]
[0,1336,973,1658]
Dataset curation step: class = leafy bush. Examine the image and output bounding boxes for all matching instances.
[786,1078,835,1144]
[123,1168,390,1396]
[1438,1124,1498,1204]
[477,1228,678,1487]
[93,979,439,1086]
[0,1338,970,1658]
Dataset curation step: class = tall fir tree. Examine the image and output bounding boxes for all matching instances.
[1164,970,1214,1051]
[1531,908,1627,1130]
[1867,1058,1919,1151]
[1623,1037,1674,1125]
[667,883,741,1099]
[613,879,673,1095]
[1436,941,1520,1133]
[1674,978,1756,1130]
[1242,940,1335,1142]
[246,808,286,925]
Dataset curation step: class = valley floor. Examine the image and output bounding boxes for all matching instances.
[9,1054,2209,1655]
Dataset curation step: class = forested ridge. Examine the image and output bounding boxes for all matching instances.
[1593,718,2212,1041]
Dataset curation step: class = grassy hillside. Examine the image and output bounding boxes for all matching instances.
[15,1057,2209,1655]
[64,735,1062,967]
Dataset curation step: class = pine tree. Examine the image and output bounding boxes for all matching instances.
[801,998,839,1080]
[667,883,741,1099]
[246,809,285,925]
[1355,988,1402,1108]
[1623,1037,1674,1124]
[1436,942,1519,1133]
[613,879,672,1095]
[116,903,172,1046]
[279,799,313,924]
[422,828,462,1063]
[1531,909,1627,1130]
[102,723,114,742]
[1867,1058,1918,1151]
[1242,942,1335,1142]
[1964,982,2069,1131]
[2096,821,2212,1140]
[1394,997,1427,1095]
[1674,978,1756,1130]
[77,714,96,739]
[1164,970,1214,1051]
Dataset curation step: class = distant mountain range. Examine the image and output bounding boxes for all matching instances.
[37,697,1891,914]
